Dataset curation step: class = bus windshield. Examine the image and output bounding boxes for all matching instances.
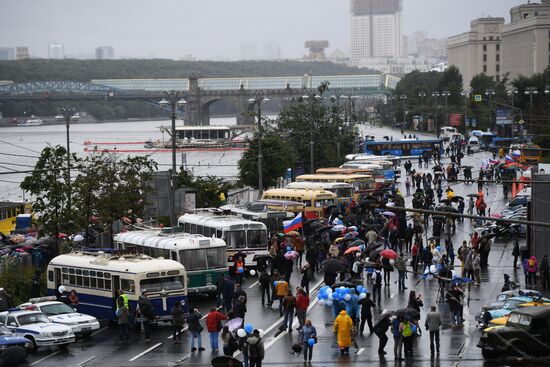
[247,230,267,248]
[334,188,353,198]
[315,199,334,207]
[206,247,226,268]
[225,230,246,249]
[141,276,184,292]
[524,149,540,157]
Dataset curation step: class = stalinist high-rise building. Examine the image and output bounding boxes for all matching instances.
[350,0,403,61]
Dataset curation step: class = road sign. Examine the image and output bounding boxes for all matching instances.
[474,94,482,102]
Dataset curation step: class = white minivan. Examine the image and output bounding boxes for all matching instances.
[468,136,480,152]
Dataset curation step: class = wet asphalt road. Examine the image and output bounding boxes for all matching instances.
[24,124,529,367]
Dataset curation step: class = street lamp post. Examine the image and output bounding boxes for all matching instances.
[485,89,496,131]
[159,91,187,227]
[432,91,440,137]
[399,95,407,130]
[248,92,270,197]
[524,86,538,134]
[508,87,518,137]
[419,92,427,128]
[461,90,470,135]
[60,107,75,215]
[303,93,322,173]
[441,90,451,126]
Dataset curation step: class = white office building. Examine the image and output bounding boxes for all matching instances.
[48,43,64,59]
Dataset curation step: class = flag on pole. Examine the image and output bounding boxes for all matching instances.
[283,212,303,233]
[505,155,514,163]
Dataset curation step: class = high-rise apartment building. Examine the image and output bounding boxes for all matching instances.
[15,47,30,60]
[0,47,15,60]
[95,46,115,60]
[447,17,505,88]
[350,0,403,61]
[48,43,64,59]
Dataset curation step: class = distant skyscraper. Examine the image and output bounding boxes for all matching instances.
[0,47,15,60]
[48,43,64,59]
[95,46,115,60]
[262,42,281,60]
[15,46,30,60]
[350,0,403,60]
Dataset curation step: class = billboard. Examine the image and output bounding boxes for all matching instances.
[496,109,513,125]
[449,114,462,127]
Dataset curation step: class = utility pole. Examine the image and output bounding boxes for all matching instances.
[60,107,75,216]
[248,92,270,197]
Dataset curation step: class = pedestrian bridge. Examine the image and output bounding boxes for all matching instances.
[0,74,400,125]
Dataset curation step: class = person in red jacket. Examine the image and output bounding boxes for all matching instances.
[206,307,228,352]
[295,287,310,331]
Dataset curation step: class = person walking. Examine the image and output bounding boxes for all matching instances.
[300,319,317,363]
[446,285,463,326]
[300,264,313,294]
[275,277,289,316]
[371,269,382,307]
[540,255,550,290]
[258,270,271,306]
[373,313,392,356]
[116,297,130,344]
[222,276,235,313]
[472,250,482,285]
[395,253,407,291]
[245,329,265,367]
[171,301,185,343]
[233,296,247,321]
[187,308,205,352]
[405,177,411,195]
[138,290,155,341]
[405,224,414,252]
[216,273,225,308]
[206,307,228,352]
[391,316,403,360]
[512,240,520,269]
[281,290,296,332]
[221,326,235,356]
[526,256,539,285]
[359,293,375,334]
[399,318,415,359]
[425,306,443,355]
[295,287,309,331]
[333,310,354,356]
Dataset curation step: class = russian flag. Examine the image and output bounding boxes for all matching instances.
[505,155,514,163]
[283,212,303,233]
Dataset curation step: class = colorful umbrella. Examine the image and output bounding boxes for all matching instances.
[344,246,361,255]
[284,250,299,260]
[380,249,398,260]
[382,211,396,217]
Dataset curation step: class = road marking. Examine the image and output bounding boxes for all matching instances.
[30,350,63,366]
[90,326,108,337]
[382,309,387,314]
[173,353,190,366]
[356,347,365,355]
[167,325,188,339]
[248,280,259,289]
[265,330,288,349]
[79,355,97,366]
[128,342,163,362]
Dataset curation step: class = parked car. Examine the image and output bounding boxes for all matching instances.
[505,196,529,208]
[0,324,33,364]
[478,307,550,359]
[18,297,100,337]
[481,296,550,326]
[0,310,75,352]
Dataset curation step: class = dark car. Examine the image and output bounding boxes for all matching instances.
[0,324,32,365]
[478,307,550,360]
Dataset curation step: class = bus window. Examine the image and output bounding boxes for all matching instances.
[247,230,267,248]
[226,231,246,248]
[140,276,184,292]
[206,248,226,268]
[121,279,135,294]
[171,251,178,261]
[194,250,208,270]
[180,251,194,270]
[302,200,312,207]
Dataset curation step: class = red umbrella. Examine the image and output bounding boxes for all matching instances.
[380,249,398,260]
[344,246,361,255]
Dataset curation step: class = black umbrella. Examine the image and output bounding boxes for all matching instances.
[427,236,441,242]
[436,205,458,213]
[365,242,382,254]
[467,193,479,198]
[432,165,442,171]
[253,254,271,262]
[369,248,383,259]
[451,196,464,203]
[315,226,331,234]
[321,258,348,273]
[331,281,356,290]
[212,356,244,367]
[394,308,420,321]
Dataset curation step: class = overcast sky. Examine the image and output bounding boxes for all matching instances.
[0,0,526,60]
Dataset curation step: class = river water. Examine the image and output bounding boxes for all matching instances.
[0,117,243,201]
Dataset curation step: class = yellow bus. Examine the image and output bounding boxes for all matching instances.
[261,189,336,219]
[0,202,29,235]
[285,182,353,206]
[295,174,374,199]
[519,143,542,165]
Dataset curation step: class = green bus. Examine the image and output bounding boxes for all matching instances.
[113,230,226,295]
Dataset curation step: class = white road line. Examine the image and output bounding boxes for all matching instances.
[356,347,365,355]
[79,355,97,366]
[382,309,387,314]
[90,326,108,337]
[248,280,259,289]
[167,325,188,339]
[30,349,63,366]
[128,342,163,362]
[264,330,288,350]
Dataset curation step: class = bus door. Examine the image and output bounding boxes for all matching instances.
[54,267,61,290]
[112,275,121,313]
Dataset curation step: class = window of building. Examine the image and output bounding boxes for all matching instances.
[483,54,487,62]
[483,45,487,51]
[496,64,500,72]
[489,36,494,41]
[496,54,500,61]
[483,65,487,73]
[496,44,500,51]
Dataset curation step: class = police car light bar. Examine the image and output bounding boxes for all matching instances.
[28,296,57,304]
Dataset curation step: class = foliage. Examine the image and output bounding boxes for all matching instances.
[176,170,232,208]
[0,265,45,305]
[238,132,294,189]
[275,84,355,173]
[20,146,78,237]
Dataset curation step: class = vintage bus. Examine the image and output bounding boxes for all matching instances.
[518,143,542,164]
[285,182,354,206]
[0,202,30,235]
[340,160,399,184]
[295,174,374,198]
[47,252,188,321]
[220,203,294,236]
[261,188,336,219]
[113,230,226,295]
[178,210,268,268]
[364,139,444,157]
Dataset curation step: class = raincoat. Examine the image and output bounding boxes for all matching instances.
[333,310,353,348]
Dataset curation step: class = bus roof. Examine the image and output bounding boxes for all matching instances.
[114,230,226,250]
[49,252,185,274]
[364,139,443,145]
[0,201,24,210]
[253,200,306,209]
[262,188,336,200]
[296,174,373,181]
[316,167,377,174]
[178,210,267,230]
[220,203,295,218]
[285,182,353,190]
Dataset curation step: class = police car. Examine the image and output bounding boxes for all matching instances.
[0,324,33,364]
[0,310,75,352]
[18,297,100,337]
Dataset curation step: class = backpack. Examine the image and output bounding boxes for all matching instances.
[375,271,382,285]
[402,322,412,337]
[248,340,261,359]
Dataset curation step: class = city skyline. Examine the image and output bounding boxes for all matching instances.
[0,0,527,60]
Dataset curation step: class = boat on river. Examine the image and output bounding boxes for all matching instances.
[145,126,251,150]
[17,116,43,127]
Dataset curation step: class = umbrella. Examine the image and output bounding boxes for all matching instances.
[73,234,84,242]
[380,249,398,260]
[467,193,479,198]
[212,356,244,367]
[331,281,356,289]
[253,254,271,262]
[432,165,442,170]
[286,231,300,237]
[344,246,361,255]
[382,211,396,217]
[439,199,452,205]
[350,239,365,247]
[321,258,348,273]
[427,236,441,242]
[394,308,420,321]
[332,225,346,232]
[369,248,382,259]
[315,226,331,234]
[365,242,382,255]
[284,251,299,260]
[226,317,244,332]
[436,205,458,213]
[451,196,464,203]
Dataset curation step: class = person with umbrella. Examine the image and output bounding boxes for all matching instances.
[373,313,392,356]
[407,291,423,328]
[333,310,354,356]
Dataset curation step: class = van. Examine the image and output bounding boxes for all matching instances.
[468,137,480,152]
[440,126,457,141]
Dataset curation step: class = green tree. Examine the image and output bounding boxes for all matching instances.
[20,146,79,244]
[175,170,232,208]
[238,132,294,189]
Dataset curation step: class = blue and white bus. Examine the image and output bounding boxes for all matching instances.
[47,252,188,321]
[364,139,443,157]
